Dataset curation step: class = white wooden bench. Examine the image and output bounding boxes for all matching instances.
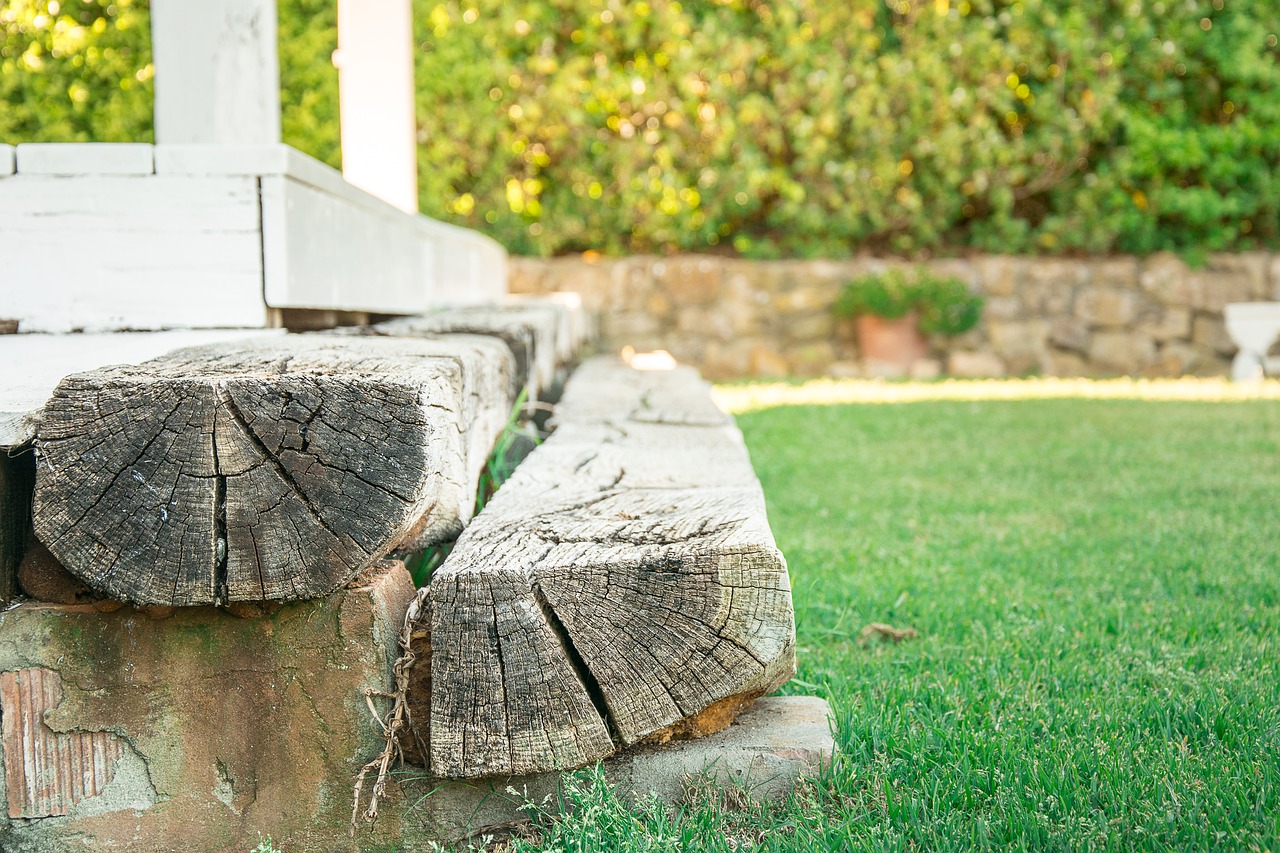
[1224,303,1280,381]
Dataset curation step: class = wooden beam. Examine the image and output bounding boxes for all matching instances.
[0,331,284,448]
[336,0,419,213]
[150,0,282,144]
[413,357,796,777]
[32,336,514,605]
[15,144,153,176]
[377,304,569,403]
[0,171,270,334]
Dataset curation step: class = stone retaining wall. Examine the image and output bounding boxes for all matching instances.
[509,253,1280,380]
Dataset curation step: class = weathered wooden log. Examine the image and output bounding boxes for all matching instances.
[509,292,594,359]
[376,304,565,402]
[410,356,796,777]
[32,336,514,605]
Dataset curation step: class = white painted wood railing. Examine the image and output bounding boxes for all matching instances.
[0,143,506,334]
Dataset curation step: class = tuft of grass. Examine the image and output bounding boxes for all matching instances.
[495,396,1280,851]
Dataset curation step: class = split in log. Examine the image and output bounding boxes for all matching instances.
[388,356,795,780]
[32,336,514,605]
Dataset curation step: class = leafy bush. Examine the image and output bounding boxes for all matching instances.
[4,0,1278,258]
[917,275,985,336]
[835,269,920,321]
[0,0,152,143]
[836,268,984,336]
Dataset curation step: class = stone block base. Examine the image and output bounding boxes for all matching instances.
[0,562,414,853]
[376,696,835,844]
[1,560,832,851]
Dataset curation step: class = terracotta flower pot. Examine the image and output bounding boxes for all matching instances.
[855,312,929,367]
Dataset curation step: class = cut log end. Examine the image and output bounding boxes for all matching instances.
[31,337,513,606]
[393,356,797,779]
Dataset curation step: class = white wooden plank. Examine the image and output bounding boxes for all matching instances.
[15,143,154,176]
[0,145,14,177]
[153,144,341,194]
[418,217,508,305]
[336,0,418,213]
[154,143,290,175]
[158,142,506,308]
[0,330,284,447]
[0,175,268,333]
[261,175,434,313]
[150,0,281,144]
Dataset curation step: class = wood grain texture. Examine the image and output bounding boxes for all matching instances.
[0,330,284,448]
[378,304,567,403]
[418,356,795,777]
[32,336,513,604]
[150,0,281,145]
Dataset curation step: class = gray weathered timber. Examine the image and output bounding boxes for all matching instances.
[0,330,283,449]
[377,303,565,402]
[420,356,796,778]
[549,357,728,427]
[32,336,514,605]
[316,332,520,550]
[509,292,594,359]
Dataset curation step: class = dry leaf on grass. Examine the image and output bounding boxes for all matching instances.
[859,622,920,645]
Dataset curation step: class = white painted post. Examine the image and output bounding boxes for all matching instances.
[335,0,420,213]
[150,0,282,144]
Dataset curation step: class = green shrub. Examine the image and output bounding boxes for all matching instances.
[836,268,984,336]
[4,0,1278,258]
[917,275,985,336]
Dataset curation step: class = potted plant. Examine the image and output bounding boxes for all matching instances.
[834,268,984,368]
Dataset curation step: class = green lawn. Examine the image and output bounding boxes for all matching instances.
[507,397,1280,851]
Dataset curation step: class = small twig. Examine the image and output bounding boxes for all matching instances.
[858,622,920,645]
[351,589,430,833]
[522,400,557,416]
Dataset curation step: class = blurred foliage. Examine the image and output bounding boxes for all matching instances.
[4,0,1279,258]
[835,267,984,334]
[278,0,341,170]
[0,0,152,142]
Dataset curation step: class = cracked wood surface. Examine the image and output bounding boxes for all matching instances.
[32,336,514,604]
[416,356,796,777]
[376,304,566,403]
